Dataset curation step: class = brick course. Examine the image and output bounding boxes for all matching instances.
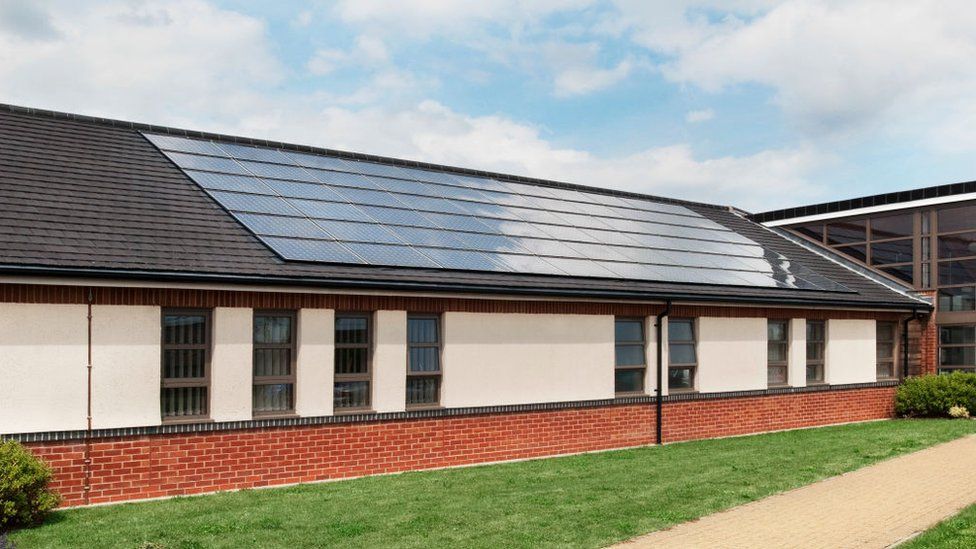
[25,385,896,507]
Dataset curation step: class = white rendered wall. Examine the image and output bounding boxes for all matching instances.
[643,316,659,395]
[696,317,767,393]
[91,305,161,429]
[440,313,614,407]
[826,319,877,385]
[0,303,88,434]
[210,307,252,422]
[372,310,407,413]
[660,317,671,396]
[788,318,807,387]
[296,308,333,417]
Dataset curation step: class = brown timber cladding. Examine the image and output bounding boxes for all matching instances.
[0,283,907,320]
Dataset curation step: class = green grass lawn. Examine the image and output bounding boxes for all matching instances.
[903,503,976,549]
[11,419,975,549]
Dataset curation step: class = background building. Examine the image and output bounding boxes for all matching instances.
[753,182,976,374]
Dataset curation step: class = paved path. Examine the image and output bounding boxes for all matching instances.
[615,435,976,549]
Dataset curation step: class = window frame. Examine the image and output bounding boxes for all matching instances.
[876,320,898,380]
[614,317,647,396]
[160,308,212,423]
[938,323,976,374]
[333,311,373,412]
[806,320,826,385]
[406,313,443,409]
[252,309,298,417]
[667,317,697,392]
[767,319,790,387]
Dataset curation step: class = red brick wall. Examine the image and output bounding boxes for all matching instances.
[662,386,896,441]
[906,291,938,376]
[917,314,938,376]
[24,385,896,507]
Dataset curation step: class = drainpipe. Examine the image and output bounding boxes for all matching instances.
[901,307,922,379]
[83,288,94,505]
[655,301,672,445]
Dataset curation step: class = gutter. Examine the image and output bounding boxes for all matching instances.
[655,301,672,445]
[0,265,931,312]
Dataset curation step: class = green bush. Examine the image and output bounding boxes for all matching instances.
[0,440,60,531]
[895,372,976,418]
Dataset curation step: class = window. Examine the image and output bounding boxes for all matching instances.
[877,321,896,379]
[939,287,976,312]
[407,315,441,407]
[795,223,824,242]
[615,318,646,394]
[334,313,371,410]
[767,319,789,386]
[939,325,976,373]
[826,220,866,245]
[935,204,976,305]
[806,320,826,384]
[870,213,914,239]
[668,318,697,391]
[161,310,211,420]
[253,311,296,415]
[818,215,914,284]
[938,204,976,233]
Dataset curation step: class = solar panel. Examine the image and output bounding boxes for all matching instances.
[145,132,852,291]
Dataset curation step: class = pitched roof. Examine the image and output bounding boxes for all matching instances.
[0,103,928,310]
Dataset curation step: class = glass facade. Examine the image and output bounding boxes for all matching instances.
[789,199,976,375]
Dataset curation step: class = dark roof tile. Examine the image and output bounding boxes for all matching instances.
[0,105,926,309]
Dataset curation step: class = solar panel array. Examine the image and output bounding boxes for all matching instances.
[143,133,850,292]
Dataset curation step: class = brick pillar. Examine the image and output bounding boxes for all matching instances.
[906,291,938,377]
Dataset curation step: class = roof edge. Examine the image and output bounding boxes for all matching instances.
[0,102,728,211]
[750,179,976,223]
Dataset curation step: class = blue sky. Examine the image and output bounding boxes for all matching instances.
[3,1,976,211]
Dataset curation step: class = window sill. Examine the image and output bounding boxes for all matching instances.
[252,412,299,420]
[668,388,697,394]
[406,404,444,412]
[806,381,827,386]
[334,407,374,416]
[161,417,214,426]
[614,391,646,398]
[767,383,791,389]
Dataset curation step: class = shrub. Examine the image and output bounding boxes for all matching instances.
[949,405,971,419]
[0,440,60,531]
[895,372,976,418]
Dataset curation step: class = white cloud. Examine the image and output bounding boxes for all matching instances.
[0,0,282,125]
[0,0,825,210]
[355,35,389,63]
[554,59,633,97]
[305,35,390,76]
[292,10,312,28]
[255,100,824,210]
[615,1,976,144]
[333,0,594,37]
[332,0,638,97]
[0,0,62,41]
[306,48,346,76]
[685,108,714,123]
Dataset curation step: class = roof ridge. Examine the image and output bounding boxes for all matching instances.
[0,102,728,211]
